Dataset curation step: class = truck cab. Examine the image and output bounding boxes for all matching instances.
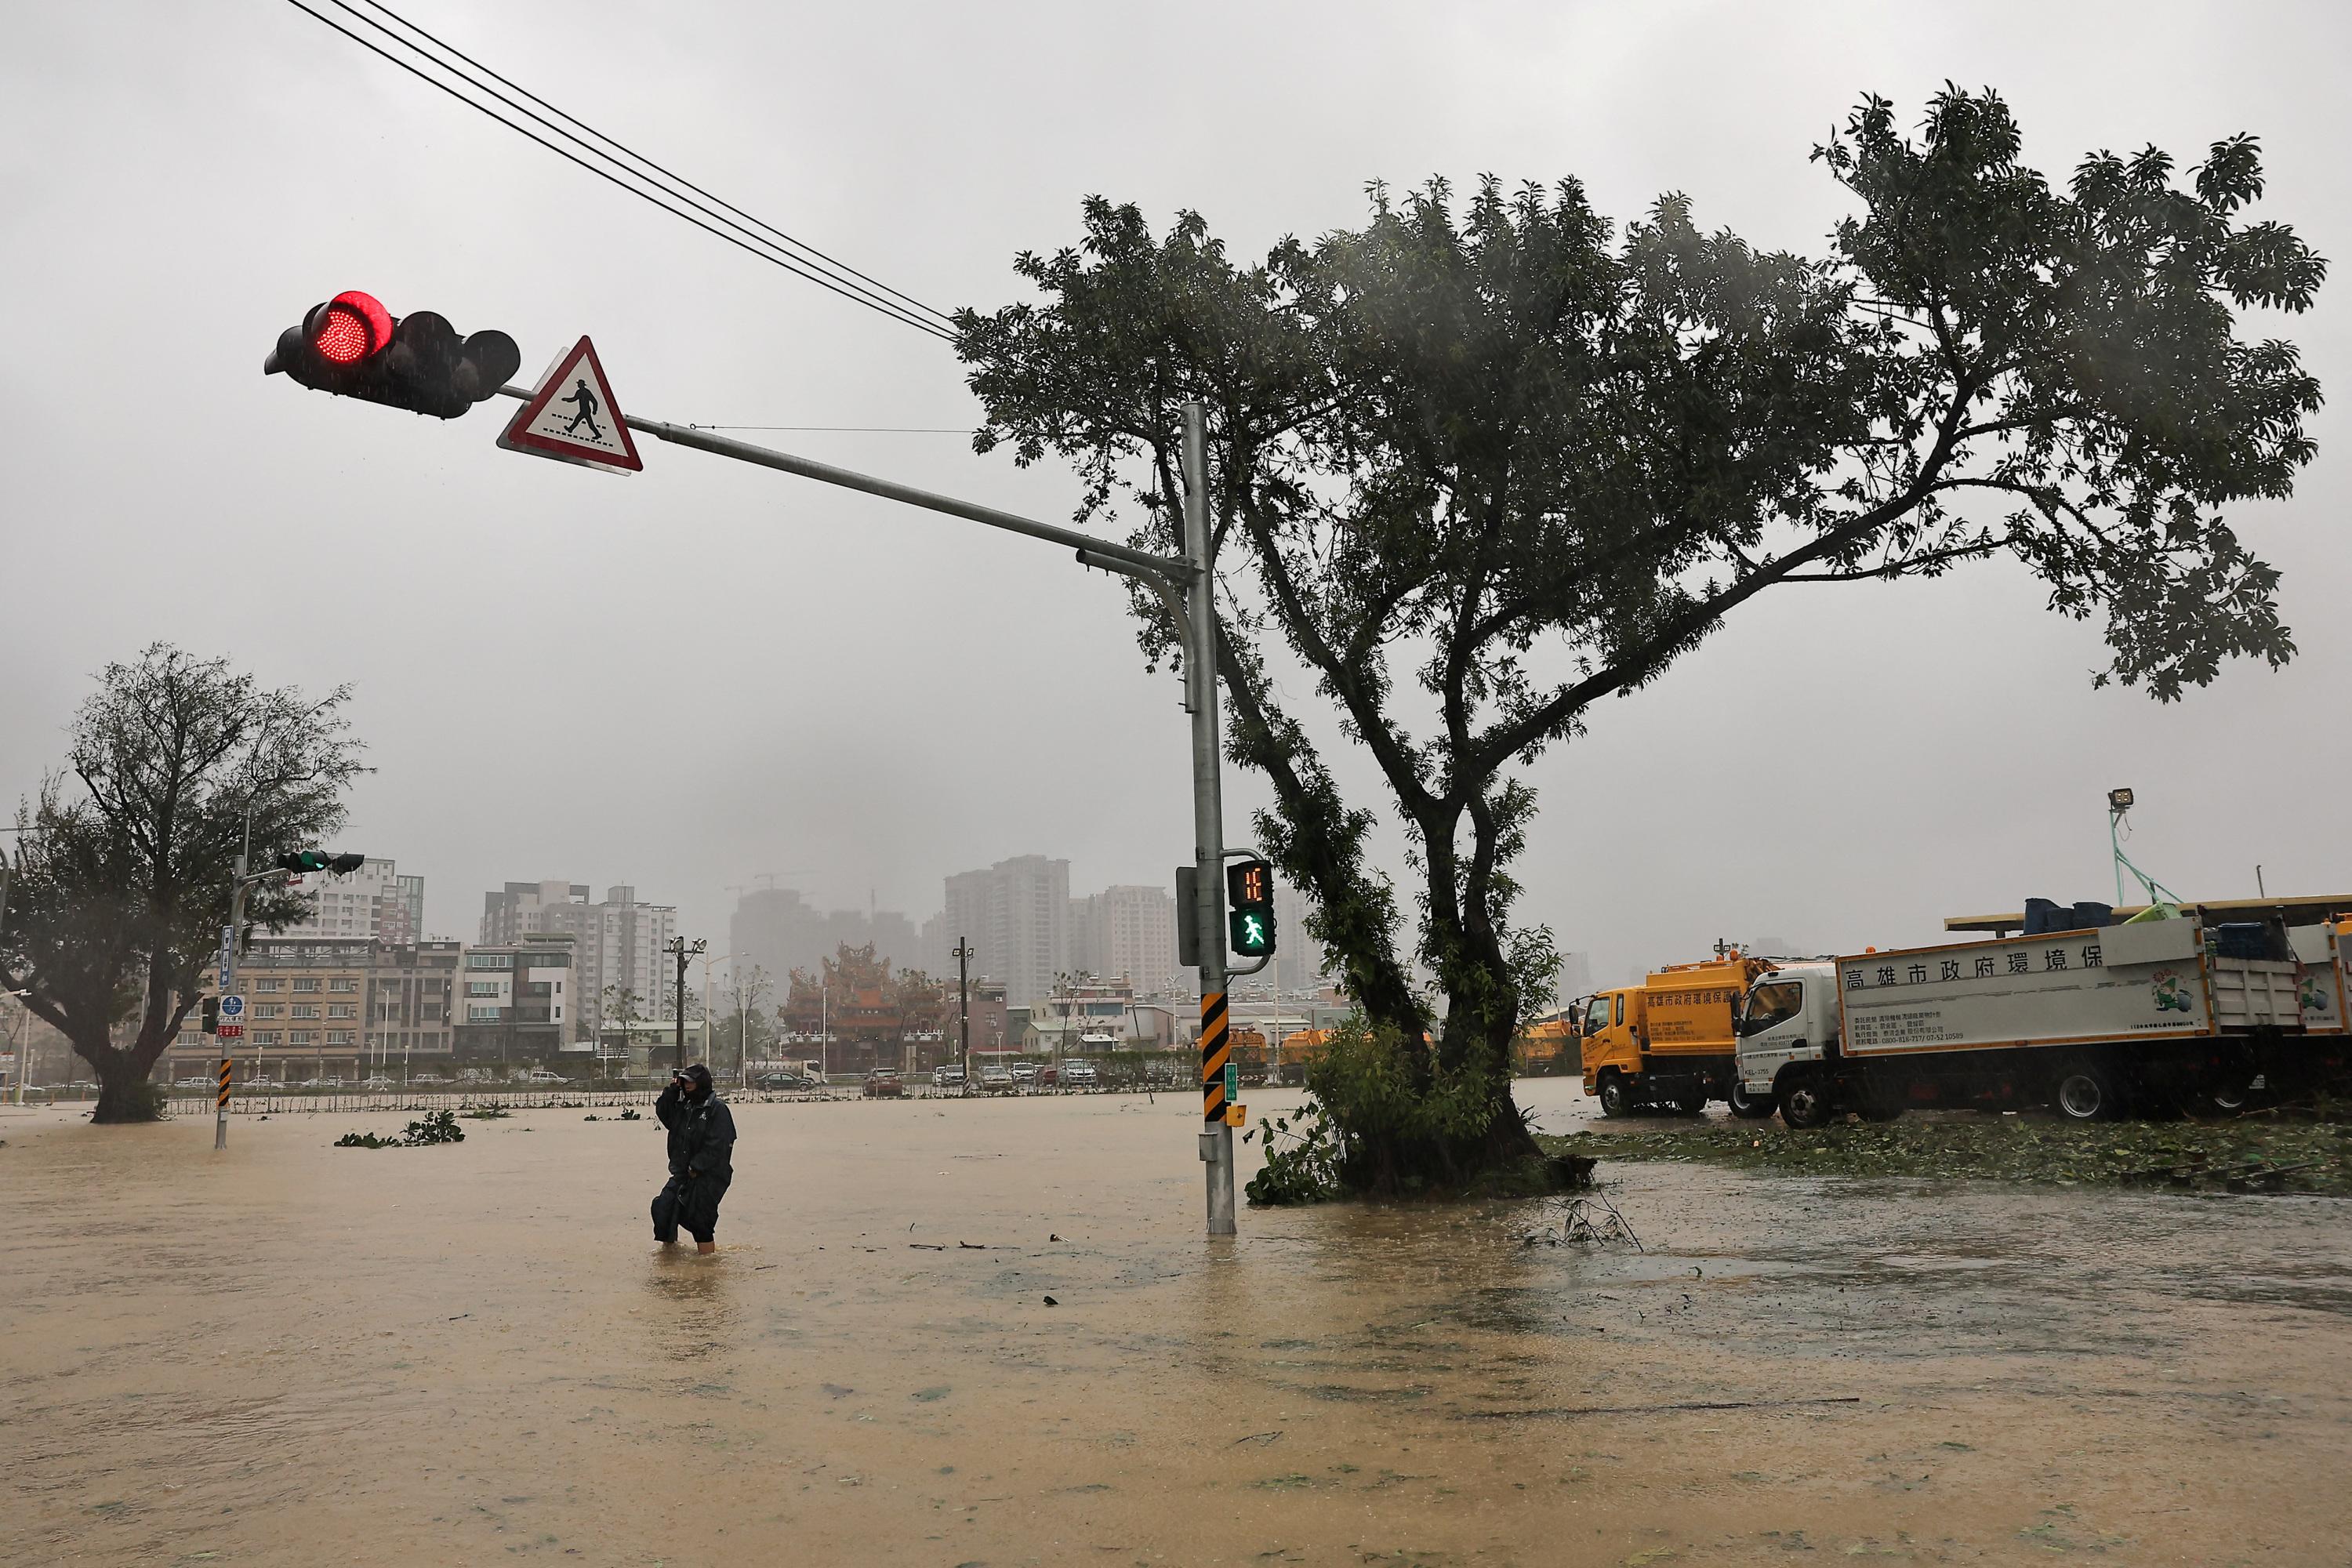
[1578,989,1646,1112]
[1581,954,1771,1116]
[1733,960,1837,1123]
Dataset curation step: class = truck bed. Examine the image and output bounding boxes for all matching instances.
[1835,920,2227,1058]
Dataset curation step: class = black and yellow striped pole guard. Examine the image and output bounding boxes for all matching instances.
[216,1056,233,1110]
[1200,989,1229,1123]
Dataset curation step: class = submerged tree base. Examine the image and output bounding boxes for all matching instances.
[89,1081,169,1124]
[1245,1020,1598,1205]
[1247,1145,1594,1207]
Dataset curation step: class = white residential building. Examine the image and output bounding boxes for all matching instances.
[479,880,677,1036]
[275,857,420,944]
[942,855,1069,1009]
[1070,884,1185,999]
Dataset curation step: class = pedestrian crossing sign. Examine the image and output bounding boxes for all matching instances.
[497,336,644,474]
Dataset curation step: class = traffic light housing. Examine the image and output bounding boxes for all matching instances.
[201,996,220,1035]
[1226,858,1276,957]
[264,291,520,419]
[276,851,367,876]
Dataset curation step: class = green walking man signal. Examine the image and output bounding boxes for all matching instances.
[1226,858,1276,957]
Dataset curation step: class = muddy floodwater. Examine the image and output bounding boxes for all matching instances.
[5,1083,2350,1566]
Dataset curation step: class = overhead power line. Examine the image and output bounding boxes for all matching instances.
[281,0,960,343]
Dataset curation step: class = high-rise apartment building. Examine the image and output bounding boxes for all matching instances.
[1069,884,1185,998]
[940,855,1069,1008]
[1272,882,1334,998]
[275,858,423,945]
[479,880,677,1036]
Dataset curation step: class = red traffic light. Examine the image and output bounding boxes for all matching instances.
[307,290,394,365]
[267,291,518,419]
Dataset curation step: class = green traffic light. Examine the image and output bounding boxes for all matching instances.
[1229,909,1272,956]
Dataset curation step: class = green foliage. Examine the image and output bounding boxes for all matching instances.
[405,1109,464,1144]
[335,1109,464,1149]
[1243,1101,1343,1206]
[960,89,2324,1187]
[1246,1016,1506,1202]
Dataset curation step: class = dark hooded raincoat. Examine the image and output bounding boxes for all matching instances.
[652,1080,737,1243]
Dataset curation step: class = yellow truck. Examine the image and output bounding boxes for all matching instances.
[1578,953,1777,1120]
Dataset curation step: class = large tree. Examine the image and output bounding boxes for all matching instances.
[955,89,2324,1189]
[1,645,365,1122]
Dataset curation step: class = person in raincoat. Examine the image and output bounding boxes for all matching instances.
[652,1063,736,1253]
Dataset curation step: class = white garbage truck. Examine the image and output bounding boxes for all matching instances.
[1734,912,2352,1127]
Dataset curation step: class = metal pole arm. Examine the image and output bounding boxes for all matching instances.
[495,387,1189,586]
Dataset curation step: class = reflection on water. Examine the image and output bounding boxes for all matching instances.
[644,1251,739,1359]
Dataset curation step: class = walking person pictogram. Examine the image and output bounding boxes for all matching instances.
[559,378,604,440]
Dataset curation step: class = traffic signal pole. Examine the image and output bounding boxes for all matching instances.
[216,852,244,1152]
[1181,404,1238,1236]
[488,385,1235,1232]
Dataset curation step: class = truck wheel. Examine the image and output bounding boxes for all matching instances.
[1778,1076,1833,1130]
[1669,1094,1707,1116]
[1728,1082,1776,1120]
[1596,1074,1632,1119]
[2053,1060,2123,1122]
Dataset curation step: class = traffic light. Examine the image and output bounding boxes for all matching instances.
[275,851,367,876]
[264,291,521,419]
[201,996,220,1035]
[1226,858,1276,957]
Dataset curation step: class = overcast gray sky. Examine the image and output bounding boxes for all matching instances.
[5,1,2348,989]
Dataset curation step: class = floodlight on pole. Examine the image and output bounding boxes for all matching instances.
[2107,787,2135,904]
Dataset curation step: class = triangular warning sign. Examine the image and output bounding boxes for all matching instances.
[498,336,644,474]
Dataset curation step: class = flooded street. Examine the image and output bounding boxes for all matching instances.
[5,1082,2350,1566]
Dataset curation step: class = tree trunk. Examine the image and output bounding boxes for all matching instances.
[85,1035,165,1123]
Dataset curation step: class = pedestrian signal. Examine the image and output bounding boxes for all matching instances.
[265,291,520,419]
[1225,858,1276,957]
[201,996,220,1035]
[275,851,367,876]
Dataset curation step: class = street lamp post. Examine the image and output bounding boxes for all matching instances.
[951,938,975,1091]
[663,936,706,1071]
[691,949,741,1087]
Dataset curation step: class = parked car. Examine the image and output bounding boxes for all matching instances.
[754,1070,812,1091]
[360,1076,394,1090]
[978,1063,1014,1091]
[173,1076,212,1088]
[521,1068,566,1084]
[1036,1063,1059,1087]
[863,1069,905,1099]
[932,1063,967,1088]
[1010,1060,1039,1083]
[1064,1059,1098,1087]
[412,1073,448,1084]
